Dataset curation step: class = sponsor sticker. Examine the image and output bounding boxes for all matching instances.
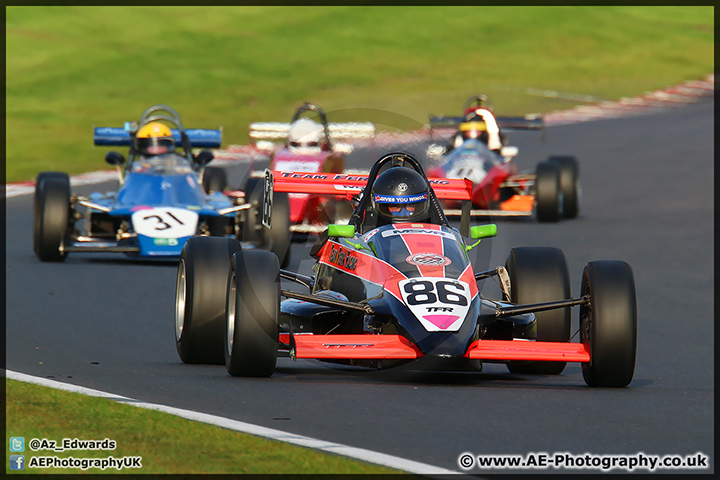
[373,193,427,204]
[407,253,451,267]
[153,238,179,246]
[381,228,455,239]
[362,228,380,242]
[329,244,358,271]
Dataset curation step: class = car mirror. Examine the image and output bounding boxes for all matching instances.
[328,224,355,238]
[466,224,497,252]
[194,150,214,167]
[105,151,126,166]
[500,146,518,162]
[470,224,497,239]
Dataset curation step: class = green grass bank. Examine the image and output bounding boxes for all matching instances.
[6,6,713,182]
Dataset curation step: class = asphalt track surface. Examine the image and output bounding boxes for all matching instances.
[6,98,714,474]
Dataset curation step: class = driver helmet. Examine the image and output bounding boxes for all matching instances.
[371,166,431,223]
[136,122,175,156]
[287,118,324,155]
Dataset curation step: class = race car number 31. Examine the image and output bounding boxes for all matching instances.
[131,207,198,239]
[398,278,472,332]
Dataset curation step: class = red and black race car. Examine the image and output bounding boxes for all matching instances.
[174,152,637,387]
[243,103,375,234]
[427,94,580,222]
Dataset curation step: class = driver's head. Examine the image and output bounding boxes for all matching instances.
[136,122,175,156]
[371,166,431,223]
[287,118,323,155]
[458,117,487,143]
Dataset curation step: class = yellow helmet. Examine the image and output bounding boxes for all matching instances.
[136,121,175,156]
[458,119,487,141]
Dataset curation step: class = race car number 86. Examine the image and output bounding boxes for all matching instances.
[403,280,467,306]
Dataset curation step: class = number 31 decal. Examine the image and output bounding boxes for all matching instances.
[131,207,199,239]
[398,278,473,332]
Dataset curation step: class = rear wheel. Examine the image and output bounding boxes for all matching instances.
[535,162,561,222]
[202,166,228,194]
[225,249,280,377]
[505,247,571,375]
[548,155,580,219]
[34,172,71,262]
[175,236,241,364]
[580,261,637,387]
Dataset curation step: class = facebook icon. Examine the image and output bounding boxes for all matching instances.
[10,455,25,470]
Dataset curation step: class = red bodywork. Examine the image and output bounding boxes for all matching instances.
[427,163,510,209]
[427,162,533,212]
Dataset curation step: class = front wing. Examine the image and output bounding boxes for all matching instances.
[279,333,590,362]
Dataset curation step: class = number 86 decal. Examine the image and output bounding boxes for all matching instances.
[402,279,468,306]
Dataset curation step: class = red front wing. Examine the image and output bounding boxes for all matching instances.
[278,333,591,362]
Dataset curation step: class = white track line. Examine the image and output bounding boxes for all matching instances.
[5,370,459,475]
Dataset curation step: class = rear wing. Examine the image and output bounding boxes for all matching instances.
[93,127,222,148]
[249,122,376,140]
[267,170,472,200]
[429,114,544,131]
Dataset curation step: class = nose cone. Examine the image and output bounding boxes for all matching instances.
[387,294,479,356]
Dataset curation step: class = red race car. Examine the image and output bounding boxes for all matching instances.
[244,103,375,235]
[427,95,580,222]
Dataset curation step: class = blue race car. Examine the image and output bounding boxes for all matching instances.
[33,105,280,261]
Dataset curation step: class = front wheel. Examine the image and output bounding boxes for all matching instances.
[240,177,291,268]
[505,247,571,375]
[225,249,280,377]
[34,172,71,262]
[175,236,241,364]
[266,191,291,268]
[580,261,637,387]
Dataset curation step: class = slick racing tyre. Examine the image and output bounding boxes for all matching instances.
[505,247,571,375]
[240,177,264,245]
[225,249,280,377]
[580,261,637,387]
[266,191,291,268]
[202,166,228,194]
[535,161,561,222]
[241,177,291,268]
[548,155,580,219]
[175,236,242,364]
[34,171,71,262]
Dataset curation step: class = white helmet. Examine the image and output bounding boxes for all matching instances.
[287,118,323,155]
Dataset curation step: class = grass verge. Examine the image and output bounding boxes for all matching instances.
[5,379,400,474]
